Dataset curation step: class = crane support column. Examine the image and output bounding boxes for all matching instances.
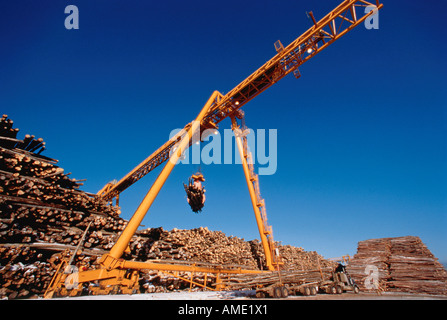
[106,91,223,262]
[232,117,277,271]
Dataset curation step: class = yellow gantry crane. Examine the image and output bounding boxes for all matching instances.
[45,0,383,297]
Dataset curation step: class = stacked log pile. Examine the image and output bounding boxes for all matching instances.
[131,227,259,269]
[1,115,45,154]
[0,115,334,298]
[221,268,333,290]
[0,115,124,298]
[131,227,336,271]
[0,245,54,299]
[129,227,335,293]
[347,236,447,295]
[275,244,334,271]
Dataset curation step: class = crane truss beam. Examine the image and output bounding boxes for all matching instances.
[98,0,383,203]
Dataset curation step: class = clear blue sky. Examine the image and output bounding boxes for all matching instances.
[1,1,446,262]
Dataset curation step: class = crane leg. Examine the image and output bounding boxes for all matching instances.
[231,117,277,271]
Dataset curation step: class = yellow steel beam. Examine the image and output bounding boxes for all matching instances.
[97,123,192,201]
[232,123,275,271]
[121,259,261,275]
[44,256,262,297]
[202,0,384,125]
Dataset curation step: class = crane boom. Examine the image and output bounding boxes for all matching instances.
[98,0,383,202]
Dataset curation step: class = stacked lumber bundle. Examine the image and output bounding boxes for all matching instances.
[347,236,447,295]
[387,237,447,295]
[345,237,391,291]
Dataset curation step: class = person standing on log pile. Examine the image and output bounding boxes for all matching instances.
[184,172,206,213]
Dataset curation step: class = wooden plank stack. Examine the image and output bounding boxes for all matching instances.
[347,236,447,295]
[345,237,391,291]
[0,115,335,298]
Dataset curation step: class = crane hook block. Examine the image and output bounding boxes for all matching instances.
[184,173,206,213]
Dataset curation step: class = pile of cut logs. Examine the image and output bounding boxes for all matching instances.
[0,115,335,299]
[347,236,447,295]
[220,268,334,290]
[130,227,335,271]
[0,115,124,298]
[0,115,45,154]
[126,226,258,269]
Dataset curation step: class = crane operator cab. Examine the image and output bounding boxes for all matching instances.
[184,172,206,213]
